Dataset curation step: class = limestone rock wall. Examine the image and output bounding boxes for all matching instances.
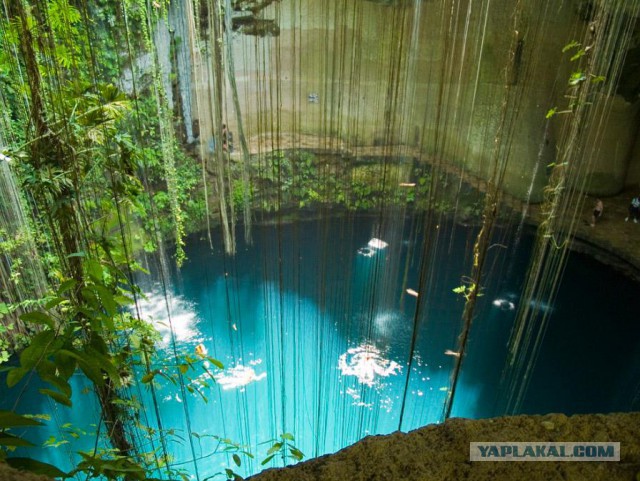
[202,0,640,202]
[248,412,640,481]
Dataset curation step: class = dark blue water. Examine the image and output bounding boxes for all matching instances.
[3,212,639,479]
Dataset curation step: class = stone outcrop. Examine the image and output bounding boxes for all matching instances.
[248,412,640,481]
[0,463,52,481]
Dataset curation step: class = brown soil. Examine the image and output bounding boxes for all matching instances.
[247,412,640,481]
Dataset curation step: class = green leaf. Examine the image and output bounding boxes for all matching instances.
[38,363,72,397]
[0,410,43,428]
[84,347,119,385]
[289,447,304,461]
[562,40,580,53]
[0,302,9,315]
[24,414,51,422]
[232,454,241,467]
[261,454,275,465]
[40,375,71,398]
[545,107,557,119]
[114,295,133,306]
[89,334,109,355]
[570,49,585,61]
[44,297,66,309]
[76,355,104,387]
[39,389,72,407]
[5,458,68,479]
[206,357,224,370]
[0,433,34,447]
[20,330,56,369]
[141,371,157,384]
[84,259,103,282]
[57,279,77,294]
[179,364,189,374]
[280,433,295,441]
[266,442,282,455]
[43,435,69,448]
[568,72,586,86]
[54,351,78,379]
[6,367,29,388]
[93,284,117,317]
[20,311,54,329]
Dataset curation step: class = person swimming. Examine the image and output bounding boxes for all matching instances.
[492,298,516,311]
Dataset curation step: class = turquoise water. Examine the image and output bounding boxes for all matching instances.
[3,212,640,479]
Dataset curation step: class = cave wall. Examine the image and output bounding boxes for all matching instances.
[627,124,640,188]
[177,0,640,202]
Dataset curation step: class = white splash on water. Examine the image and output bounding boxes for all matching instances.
[338,344,402,387]
[357,238,389,257]
[492,297,555,314]
[137,289,201,346]
[368,238,388,250]
[215,364,266,391]
[493,298,516,311]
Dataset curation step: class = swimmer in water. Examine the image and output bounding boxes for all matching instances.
[492,298,516,311]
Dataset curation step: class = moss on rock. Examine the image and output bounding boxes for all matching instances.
[248,412,640,481]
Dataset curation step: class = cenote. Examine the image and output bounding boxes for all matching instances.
[3,211,640,478]
[2,0,640,479]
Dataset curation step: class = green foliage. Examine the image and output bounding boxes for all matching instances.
[568,71,586,86]
[0,410,68,477]
[546,40,605,120]
[0,304,12,364]
[5,457,69,478]
[252,150,434,212]
[261,433,305,466]
[452,279,483,302]
[74,451,148,480]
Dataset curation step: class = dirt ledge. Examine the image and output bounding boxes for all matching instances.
[248,413,640,481]
[0,463,51,481]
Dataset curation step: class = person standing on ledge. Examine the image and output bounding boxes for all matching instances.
[590,199,603,227]
[625,196,640,223]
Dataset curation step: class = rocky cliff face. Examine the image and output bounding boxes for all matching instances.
[119,0,640,200]
[247,412,640,481]
[177,0,640,202]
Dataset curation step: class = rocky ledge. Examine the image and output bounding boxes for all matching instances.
[248,412,640,481]
[1,413,638,481]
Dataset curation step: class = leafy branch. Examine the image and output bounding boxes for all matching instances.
[546,40,605,119]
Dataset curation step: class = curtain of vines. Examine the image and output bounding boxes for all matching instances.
[0,0,639,479]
